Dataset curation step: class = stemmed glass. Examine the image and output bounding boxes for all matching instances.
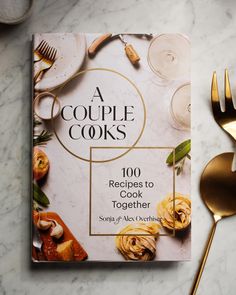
[147,34,190,85]
[169,83,191,131]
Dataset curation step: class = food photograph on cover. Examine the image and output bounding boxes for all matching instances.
[32,33,191,262]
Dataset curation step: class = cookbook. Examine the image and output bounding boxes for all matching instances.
[32,33,191,262]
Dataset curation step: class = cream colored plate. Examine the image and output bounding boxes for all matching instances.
[34,33,86,91]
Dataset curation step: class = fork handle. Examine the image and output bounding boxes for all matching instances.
[190,216,220,295]
[34,70,44,84]
[231,152,236,172]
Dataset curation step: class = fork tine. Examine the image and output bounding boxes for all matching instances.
[44,45,51,59]
[35,40,44,51]
[51,48,57,61]
[48,47,54,60]
[224,69,235,110]
[38,41,46,53]
[40,43,49,57]
[54,49,57,61]
[38,41,47,53]
[211,71,221,115]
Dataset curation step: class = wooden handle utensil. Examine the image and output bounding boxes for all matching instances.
[88,33,141,65]
[88,33,112,57]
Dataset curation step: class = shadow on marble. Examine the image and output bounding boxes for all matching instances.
[0,22,25,37]
[30,260,178,271]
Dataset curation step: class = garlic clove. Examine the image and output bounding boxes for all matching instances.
[50,220,64,239]
[36,219,52,231]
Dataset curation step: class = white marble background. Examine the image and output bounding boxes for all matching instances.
[1,0,236,294]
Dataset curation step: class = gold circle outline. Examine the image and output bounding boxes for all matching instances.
[34,91,61,120]
[51,68,146,163]
[147,34,190,80]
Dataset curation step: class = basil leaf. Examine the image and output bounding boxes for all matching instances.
[166,139,191,166]
[33,183,50,207]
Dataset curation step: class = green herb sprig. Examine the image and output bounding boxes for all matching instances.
[33,117,53,146]
[33,183,50,207]
[166,139,191,176]
[33,130,53,146]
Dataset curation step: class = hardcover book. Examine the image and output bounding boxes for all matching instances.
[32,33,191,262]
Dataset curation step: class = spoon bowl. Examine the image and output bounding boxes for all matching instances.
[191,153,236,295]
[200,152,236,217]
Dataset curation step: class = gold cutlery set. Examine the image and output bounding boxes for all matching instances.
[33,40,57,84]
[191,70,236,295]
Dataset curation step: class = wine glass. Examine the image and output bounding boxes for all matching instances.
[169,83,191,131]
[147,34,190,85]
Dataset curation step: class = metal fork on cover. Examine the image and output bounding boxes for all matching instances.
[211,69,236,171]
[34,46,57,84]
[34,40,49,62]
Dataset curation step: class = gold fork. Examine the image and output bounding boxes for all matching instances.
[34,40,49,62]
[34,46,57,84]
[211,69,236,170]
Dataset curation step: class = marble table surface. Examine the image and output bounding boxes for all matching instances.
[1,0,236,294]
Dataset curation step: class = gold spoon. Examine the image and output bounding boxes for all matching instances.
[191,152,236,295]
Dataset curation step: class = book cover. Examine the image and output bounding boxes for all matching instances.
[32,33,191,262]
